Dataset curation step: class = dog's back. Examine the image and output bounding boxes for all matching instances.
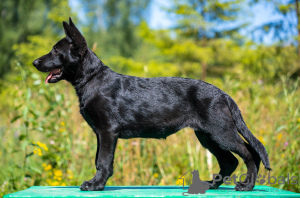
[78,65,226,139]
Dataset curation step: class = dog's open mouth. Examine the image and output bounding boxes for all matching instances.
[45,69,63,84]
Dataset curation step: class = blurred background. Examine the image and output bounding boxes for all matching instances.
[0,0,300,196]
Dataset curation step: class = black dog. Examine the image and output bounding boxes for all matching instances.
[33,18,271,191]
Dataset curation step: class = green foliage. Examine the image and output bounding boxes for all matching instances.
[104,56,180,77]
[0,0,74,78]
[48,0,73,25]
[138,21,298,81]
[82,0,150,58]
[0,0,47,76]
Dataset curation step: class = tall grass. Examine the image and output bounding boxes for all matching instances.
[0,64,299,197]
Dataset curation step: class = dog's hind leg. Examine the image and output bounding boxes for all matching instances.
[206,125,257,191]
[195,95,259,191]
[196,129,258,191]
[230,142,257,191]
[234,142,261,190]
[194,131,239,189]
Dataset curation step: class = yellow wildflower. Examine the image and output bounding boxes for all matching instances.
[43,144,49,151]
[297,118,300,123]
[281,154,285,158]
[37,142,49,151]
[54,169,62,177]
[59,128,64,132]
[153,173,159,178]
[37,148,43,156]
[37,141,42,147]
[62,183,66,186]
[44,164,52,171]
[61,121,65,126]
[277,133,282,141]
[176,179,186,185]
[51,181,60,186]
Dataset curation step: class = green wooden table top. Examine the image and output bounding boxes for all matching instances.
[3,185,300,198]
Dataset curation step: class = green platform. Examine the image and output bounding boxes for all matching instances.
[3,186,300,198]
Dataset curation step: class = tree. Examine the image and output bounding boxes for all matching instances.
[249,0,300,76]
[164,0,246,80]
[171,0,246,40]
[0,0,74,78]
[0,0,47,77]
[78,0,151,58]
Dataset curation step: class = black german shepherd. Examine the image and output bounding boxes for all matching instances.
[33,18,271,191]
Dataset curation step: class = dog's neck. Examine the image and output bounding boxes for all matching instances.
[69,48,108,97]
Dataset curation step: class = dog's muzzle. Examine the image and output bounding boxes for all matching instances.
[33,59,41,67]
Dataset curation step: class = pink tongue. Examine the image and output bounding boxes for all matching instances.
[45,72,53,84]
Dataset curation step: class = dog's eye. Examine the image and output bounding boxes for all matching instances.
[53,47,58,54]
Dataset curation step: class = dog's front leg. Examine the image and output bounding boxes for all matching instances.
[80,131,118,191]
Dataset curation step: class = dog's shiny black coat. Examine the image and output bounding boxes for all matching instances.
[33,18,271,191]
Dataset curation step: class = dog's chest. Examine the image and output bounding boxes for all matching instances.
[78,95,113,132]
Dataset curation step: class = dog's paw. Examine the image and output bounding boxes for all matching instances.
[203,181,218,189]
[234,181,243,189]
[234,182,254,191]
[80,181,104,191]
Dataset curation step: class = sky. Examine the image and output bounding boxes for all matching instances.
[70,0,295,45]
[147,0,291,44]
[148,0,283,29]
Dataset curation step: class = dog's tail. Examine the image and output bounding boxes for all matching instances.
[223,94,271,171]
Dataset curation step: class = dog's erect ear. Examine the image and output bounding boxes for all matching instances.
[69,17,78,30]
[63,21,72,40]
[63,19,87,56]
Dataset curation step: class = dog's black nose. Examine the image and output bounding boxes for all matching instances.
[33,59,41,67]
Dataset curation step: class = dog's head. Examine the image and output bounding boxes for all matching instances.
[33,17,87,84]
